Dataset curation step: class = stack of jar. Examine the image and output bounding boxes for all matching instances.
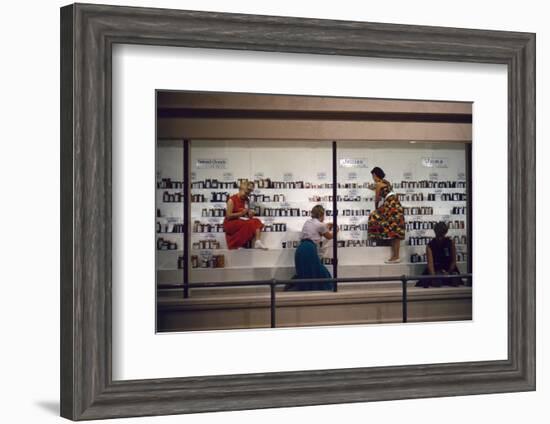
[338,223,368,231]
[281,240,300,249]
[408,236,432,246]
[395,180,466,189]
[399,193,425,202]
[193,221,224,233]
[158,178,183,189]
[452,235,468,245]
[156,237,178,250]
[191,193,207,202]
[201,208,226,217]
[156,222,184,233]
[341,209,371,216]
[447,220,465,229]
[410,253,427,263]
[451,206,467,214]
[249,193,285,202]
[192,240,221,250]
[191,179,236,189]
[403,206,433,215]
[190,254,225,268]
[257,207,303,217]
[262,223,287,232]
[162,191,184,203]
[440,192,466,201]
[210,192,230,202]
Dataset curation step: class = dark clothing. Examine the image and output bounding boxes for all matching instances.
[285,239,334,291]
[416,237,463,288]
[429,237,453,271]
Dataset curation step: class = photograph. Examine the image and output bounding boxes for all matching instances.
[155,90,473,332]
[52,1,537,421]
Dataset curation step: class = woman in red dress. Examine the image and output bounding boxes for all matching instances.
[224,181,267,250]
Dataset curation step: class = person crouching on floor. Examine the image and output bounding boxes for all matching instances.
[416,221,463,288]
[286,205,336,291]
[223,180,267,250]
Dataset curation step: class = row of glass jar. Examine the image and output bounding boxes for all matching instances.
[395,180,467,189]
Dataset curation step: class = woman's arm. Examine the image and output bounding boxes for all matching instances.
[225,199,247,220]
[449,239,457,272]
[427,245,435,275]
[374,181,386,209]
[321,223,336,240]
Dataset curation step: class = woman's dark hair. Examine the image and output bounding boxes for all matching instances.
[433,221,449,238]
[371,166,386,179]
[311,205,325,219]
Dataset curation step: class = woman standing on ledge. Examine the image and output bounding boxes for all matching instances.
[224,180,267,250]
[367,166,405,263]
[286,205,336,291]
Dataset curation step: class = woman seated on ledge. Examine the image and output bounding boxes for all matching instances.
[223,180,267,250]
[285,205,336,291]
[416,221,463,288]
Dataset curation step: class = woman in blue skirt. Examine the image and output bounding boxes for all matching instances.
[286,205,336,291]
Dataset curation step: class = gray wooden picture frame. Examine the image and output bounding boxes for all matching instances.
[60,3,536,421]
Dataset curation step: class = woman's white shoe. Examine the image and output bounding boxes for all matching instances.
[384,258,401,264]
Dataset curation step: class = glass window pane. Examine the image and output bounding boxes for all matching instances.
[336,141,469,281]
[189,140,333,285]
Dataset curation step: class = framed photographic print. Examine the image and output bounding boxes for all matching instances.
[60,3,535,420]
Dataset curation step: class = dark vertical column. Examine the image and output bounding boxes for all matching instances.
[183,139,190,298]
[270,281,276,328]
[465,144,473,281]
[401,276,408,323]
[332,141,338,292]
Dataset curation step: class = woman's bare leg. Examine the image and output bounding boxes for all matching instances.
[394,239,401,259]
[389,239,400,260]
[253,228,261,243]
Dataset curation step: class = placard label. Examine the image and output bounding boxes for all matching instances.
[422,157,448,168]
[339,158,368,168]
[317,171,328,180]
[195,159,227,169]
[350,230,362,240]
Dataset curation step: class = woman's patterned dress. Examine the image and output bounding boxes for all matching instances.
[367,180,405,240]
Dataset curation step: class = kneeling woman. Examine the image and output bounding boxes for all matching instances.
[417,221,463,288]
[224,181,267,250]
[290,205,336,291]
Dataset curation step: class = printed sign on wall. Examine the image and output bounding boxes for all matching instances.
[422,157,448,168]
[195,159,227,169]
[339,158,368,168]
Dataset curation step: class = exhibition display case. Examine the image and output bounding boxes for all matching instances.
[156,139,470,288]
